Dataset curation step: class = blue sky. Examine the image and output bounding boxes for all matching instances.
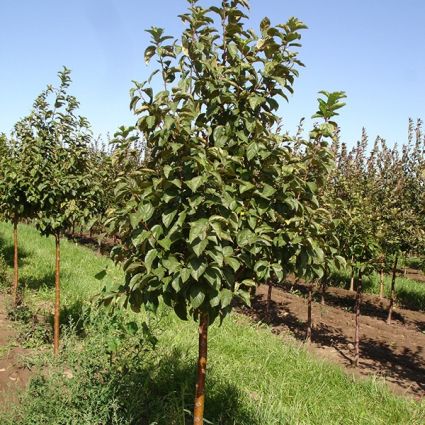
[1,0,424,147]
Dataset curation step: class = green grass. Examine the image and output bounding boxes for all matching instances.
[0,221,424,424]
[404,256,425,272]
[331,268,425,311]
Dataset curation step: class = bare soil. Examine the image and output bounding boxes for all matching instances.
[0,294,31,409]
[241,281,425,399]
[405,267,425,283]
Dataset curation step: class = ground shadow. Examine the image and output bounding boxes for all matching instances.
[64,231,115,257]
[23,345,261,425]
[279,280,406,324]
[245,290,425,397]
[120,348,261,425]
[0,234,31,268]
[21,272,55,291]
[41,299,88,339]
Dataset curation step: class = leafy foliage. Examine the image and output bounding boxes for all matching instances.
[105,0,345,325]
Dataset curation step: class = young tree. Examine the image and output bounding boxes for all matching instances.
[105,1,344,422]
[0,132,38,306]
[17,68,98,354]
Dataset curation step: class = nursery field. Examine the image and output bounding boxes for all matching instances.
[1,2,424,424]
[0,223,424,424]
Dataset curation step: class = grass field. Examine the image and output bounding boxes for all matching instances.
[0,222,424,425]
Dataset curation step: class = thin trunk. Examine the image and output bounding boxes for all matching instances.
[320,270,327,306]
[379,267,384,299]
[193,312,209,425]
[354,269,362,367]
[306,284,313,343]
[349,269,355,292]
[53,233,61,355]
[249,284,256,301]
[12,218,19,307]
[386,255,399,325]
[266,280,273,319]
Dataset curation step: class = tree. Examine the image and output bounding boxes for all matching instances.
[373,131,424,324]
[104,1,344,422]
[17,67,98,354]
[0,132,38,306]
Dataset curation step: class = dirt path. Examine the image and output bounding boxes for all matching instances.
[0,294,31,409]
[242,283,425,399]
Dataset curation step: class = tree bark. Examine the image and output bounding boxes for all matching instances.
[249,284,257,301]
[349,255,354,291]
[386,255,398,325]
[349,268,355,292]
[320,270,328,306]
[12,218,19,307]
[53,233,61,355]
[354,269,362,367]
[193,312,209,425]
[379,267,384,299]
[403,253,407,277]
[266,280,273,319]
[306,284,313,343]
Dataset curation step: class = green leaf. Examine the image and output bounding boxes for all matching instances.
[162,255,180,273]
[144,249,157,273]
[186,176,204,192]
[213,126,227,147]
[246,142,259,161]
[162,210,177,228]
[237,229,256,246]
[220,288,233,308]
[192,238,209,257]
[224,256,240,272]
[189,258,207,281]
[189,218,209,243]
[190,285,205,309]
[144,45,156,64]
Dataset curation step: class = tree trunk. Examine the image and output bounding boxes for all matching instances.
[53,233,61,355]
[320,270,328,306]
[193,312,209,425]
[12,218,19,307]
[386,255,398,325]
[379,267,384,299]
[306,284,313,343]
[403,253,407,277]
[249,284,257,301]
[354,269,362,367]
[349,255,354,291]
[266,280,273,319]
[349,268,355,292]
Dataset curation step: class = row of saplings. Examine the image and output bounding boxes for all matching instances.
[1,2,423,424]
[265,253,403,369]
